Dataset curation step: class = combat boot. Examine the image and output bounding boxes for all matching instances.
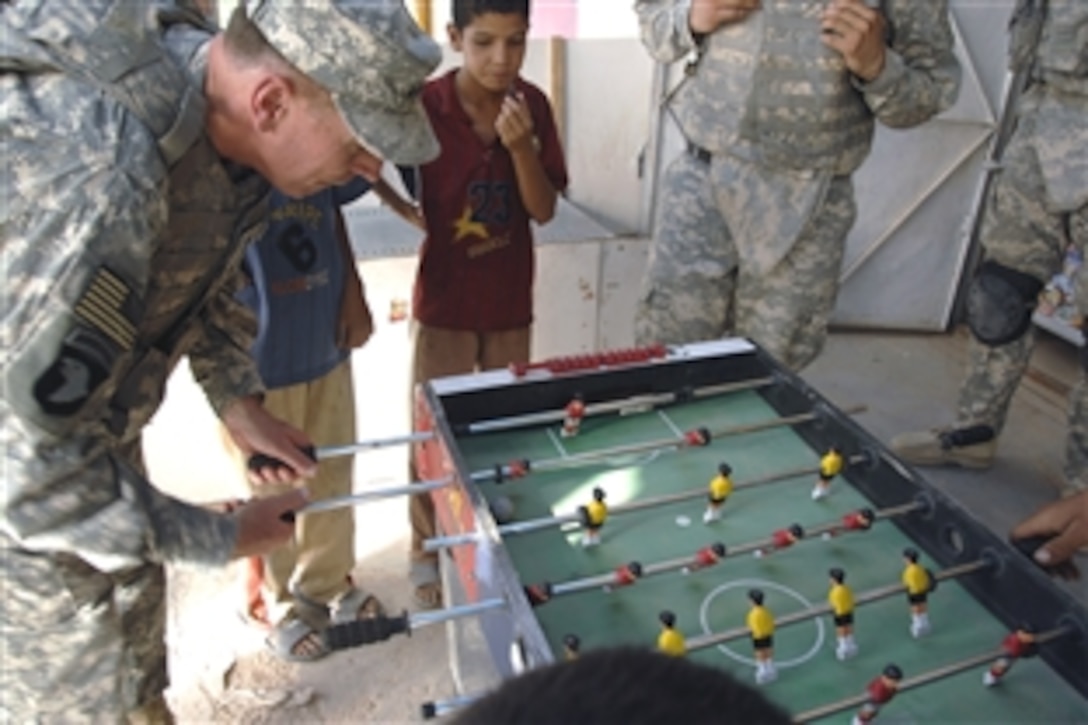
[890,425,997,469]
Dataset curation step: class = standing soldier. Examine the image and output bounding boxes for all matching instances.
[891,1,1088,501]
[0,0,440,720]
[633,0,961,370]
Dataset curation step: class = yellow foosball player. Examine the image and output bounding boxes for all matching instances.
[812,445,844,500]
[747,589,777,684]
[656,610,687,656]
[828,567,859,660]
[901,548,933,638]
[579,487,608,547]
[704,462,734,523]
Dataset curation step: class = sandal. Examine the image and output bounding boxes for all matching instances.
[265,612,330,663]
[330,584,385,624]
[409,559,443,610]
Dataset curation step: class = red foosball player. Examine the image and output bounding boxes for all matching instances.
[561,393,586,438]
[852,664,903,725]
[578,487,608,547]
[753,523,804,558]
[901,548,932,638]
[657,610,687,657]
[983,628,1038,687]
[604,561,643,592]
[746,589,777,684]
[823,507,875,540]
[828,567,858,660]
[703,462,734,523]
[683,542,727,574]
[683,427,712,447]
[812,445,844,500]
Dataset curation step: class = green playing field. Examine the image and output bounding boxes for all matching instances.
[456,391,1086,722]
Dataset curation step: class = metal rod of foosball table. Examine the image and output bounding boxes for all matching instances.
[685,559,991,652]
[792,625,1071,723]
[465,376,777,434]
[469,404,867,483]
[799,500,923,541]
[645,501,925,583]
[248,431,435,471]
[292,477,452,515]
[428,455,868,553]
[421,693,482,720]
[409,597,506,628]
[421,625,1073,722]
[550,500,916,597]
[318,431,435,458]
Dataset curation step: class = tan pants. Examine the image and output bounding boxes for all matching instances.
[223,360,357,621]
[408,323,531,560]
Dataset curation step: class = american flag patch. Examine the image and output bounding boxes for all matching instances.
[73,268,136,351]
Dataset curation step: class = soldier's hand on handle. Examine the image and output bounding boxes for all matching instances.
[230,488,311,559]
[1010,490,1088,580]
[820,0,887,82]
[221,395,318,485]
[688,0,761,36]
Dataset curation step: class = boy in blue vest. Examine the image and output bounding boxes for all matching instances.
[229,176,420,661]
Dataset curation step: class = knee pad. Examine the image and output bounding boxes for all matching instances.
[966,261,1043,346]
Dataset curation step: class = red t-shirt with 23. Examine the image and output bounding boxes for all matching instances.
[413,70,569,331]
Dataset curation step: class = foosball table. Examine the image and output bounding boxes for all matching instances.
[330,339,1088,721]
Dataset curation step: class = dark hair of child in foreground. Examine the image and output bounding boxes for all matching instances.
[451,646,793,725]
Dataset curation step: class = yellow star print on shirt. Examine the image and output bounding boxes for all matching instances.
[453,203,488,242]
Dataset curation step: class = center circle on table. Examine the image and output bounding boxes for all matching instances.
[698,578,826,668]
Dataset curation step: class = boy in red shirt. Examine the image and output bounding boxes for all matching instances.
[408,0,569,607]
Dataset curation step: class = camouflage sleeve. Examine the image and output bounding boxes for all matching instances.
[1,76,238,571]
[856,0,962,128]
[187,265,266,416]
[634,0,699,63]
[1,437,239,572]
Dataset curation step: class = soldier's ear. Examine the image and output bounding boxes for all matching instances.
[251,74,291,132]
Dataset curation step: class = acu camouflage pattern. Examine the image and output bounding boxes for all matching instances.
[636,153,856,370]
[955,0,1088,490]
[2,1,271,718]
[247,0,442,165]
[633,0,960,369]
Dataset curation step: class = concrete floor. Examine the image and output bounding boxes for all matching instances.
[142,256,1084,723]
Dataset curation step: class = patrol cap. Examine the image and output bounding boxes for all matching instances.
[246,0,441,165]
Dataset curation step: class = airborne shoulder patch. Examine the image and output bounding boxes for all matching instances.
[33,336,111,416]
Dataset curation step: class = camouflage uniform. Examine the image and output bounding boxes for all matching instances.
[896,1,1088,490]
[634,0,961,370]
[1,0,441,719]
[1,4,261,720]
